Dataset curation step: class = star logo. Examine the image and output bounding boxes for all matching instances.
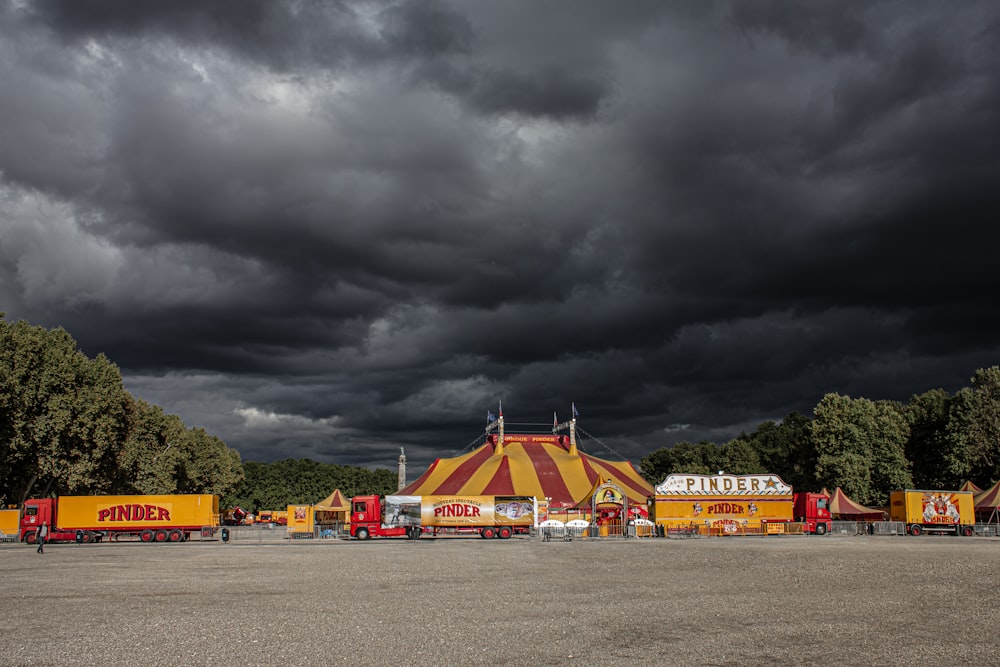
[765,477,777,490]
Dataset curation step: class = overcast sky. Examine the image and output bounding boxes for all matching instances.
[2,1,999,473]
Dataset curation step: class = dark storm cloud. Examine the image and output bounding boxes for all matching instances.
[3,1,1000,474]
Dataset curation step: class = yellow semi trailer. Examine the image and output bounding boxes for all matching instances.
[20,495,220,543]
[0,509,20,538]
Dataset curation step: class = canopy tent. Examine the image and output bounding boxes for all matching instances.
[315,489,350,512]
[399,433,654,510]
[313,489,351,525]
[828,487,885,520]
[959,480,982,494]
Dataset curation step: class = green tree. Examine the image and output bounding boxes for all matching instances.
[0,319,130,504]
[732,412,816,491]
[640,441,726,483]
[717,438,764,475]
[222,459,396,511]
[1,315,243,505]
[905,389,962,488]
[812,393,912,506]
[944,367,1000,487]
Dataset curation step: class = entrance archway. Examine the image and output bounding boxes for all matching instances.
[591,481,627,538]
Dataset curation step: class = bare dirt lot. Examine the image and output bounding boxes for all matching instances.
[2,534,998,666]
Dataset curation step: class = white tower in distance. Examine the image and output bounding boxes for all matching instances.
[397,447,407,490]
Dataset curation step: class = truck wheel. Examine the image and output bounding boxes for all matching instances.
[154,529,169,542]
[168,529,183,542]
[909,524,922,536]
[24,531,37,544]
[498,526,512,539]
[481,527,496,539]
[140,529,154,542]
[356,528,369,540]
[815,523,827,536]
[81,531,94,543]
[962,526,974,537]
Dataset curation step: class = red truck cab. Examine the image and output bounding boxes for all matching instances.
[20,498,98,543]
[350,495,410,540]
[793,492,832,535]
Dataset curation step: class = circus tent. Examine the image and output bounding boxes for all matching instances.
[828,487,885,520]
[974,480,1000,512]
[399,433,654,510]
[959,480,982,494]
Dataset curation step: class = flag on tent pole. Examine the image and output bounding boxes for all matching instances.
[499,400,503,418]
[572,402,579,418]
[553,412,558,427]
[486,410,496,424]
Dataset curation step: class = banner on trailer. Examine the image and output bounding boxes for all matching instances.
[287,504,313,533]
[57,495,218,529]
[655,474,792,496]
[920,492,961,524]
[384,495,534,528]
[383,496,421,528]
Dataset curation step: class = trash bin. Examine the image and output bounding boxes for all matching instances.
[221,527,230,543]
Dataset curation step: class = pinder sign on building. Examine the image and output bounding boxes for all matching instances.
[655,473,792,496]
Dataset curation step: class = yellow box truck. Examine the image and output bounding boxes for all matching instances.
[20,495,220,544]
[889,490,975,536]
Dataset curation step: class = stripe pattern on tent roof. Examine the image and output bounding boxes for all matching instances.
[399,434,653,508]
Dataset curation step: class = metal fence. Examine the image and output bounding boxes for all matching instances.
[217,523,351,544]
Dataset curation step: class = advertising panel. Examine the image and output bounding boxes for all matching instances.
[383,495,535,528]
[57,495,218,529]
[655,473,792,496]
[287,504,314,533]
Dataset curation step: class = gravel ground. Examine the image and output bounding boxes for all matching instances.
[1,534,998,666]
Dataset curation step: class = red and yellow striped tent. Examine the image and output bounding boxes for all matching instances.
[959,480,982,494]
[400,433,653,509]
[315,489,350,512]
[974,480,1000,511]
[829,487,885,520]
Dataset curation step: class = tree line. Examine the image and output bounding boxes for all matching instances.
[221,459,397,511]
[1,316,397,510]
[640,367,1000,506]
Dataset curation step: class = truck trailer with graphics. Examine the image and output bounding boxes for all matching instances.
[350,494,536,540]
[889,489,975,536]
[20,494,219,544]
[649,473,831,535]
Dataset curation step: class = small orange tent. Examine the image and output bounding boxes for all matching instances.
[828,487,885,520]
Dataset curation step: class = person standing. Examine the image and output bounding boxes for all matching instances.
[36,521,48,554]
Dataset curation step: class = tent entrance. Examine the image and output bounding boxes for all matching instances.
[591,481,627,538]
